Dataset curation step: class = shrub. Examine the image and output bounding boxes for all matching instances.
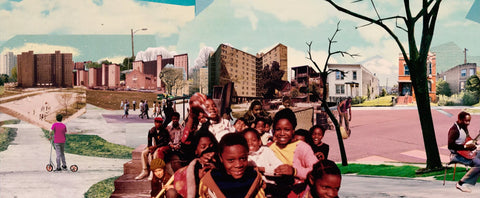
[462,91,479,106]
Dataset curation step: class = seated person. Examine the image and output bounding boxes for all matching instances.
[448,111,480,193]
[303,159,342,198]
[198,133,265,197]
[136,117,171,180]
[243,100,271,128]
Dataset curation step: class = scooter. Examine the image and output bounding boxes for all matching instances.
[46,138,78,172]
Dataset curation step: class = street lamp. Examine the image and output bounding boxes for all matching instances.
[130,28,148,67]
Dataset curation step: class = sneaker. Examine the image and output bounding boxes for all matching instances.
[54,168,62,172]
[135,170,149,180]
[456,183,472,193]
[62,165,67,171]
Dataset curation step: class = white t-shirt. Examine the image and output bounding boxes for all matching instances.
[208,118,235,141]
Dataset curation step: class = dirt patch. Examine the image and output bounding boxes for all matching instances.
[86,89,159,110]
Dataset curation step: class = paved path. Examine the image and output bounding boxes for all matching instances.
[0,116,128,198]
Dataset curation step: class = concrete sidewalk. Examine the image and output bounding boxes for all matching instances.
[0,118,128,198]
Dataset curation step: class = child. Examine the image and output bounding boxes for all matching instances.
[303,160,341,198]
[242,128,283,197]
[293,129,311,143]
[234,117,248,133]
[198,133,265,197]
[150,158,173,198]
[254,117,272,145]
[243,100,270,128]
[269,108,318,197]
[309,125,329,160]
[50,114,67,171]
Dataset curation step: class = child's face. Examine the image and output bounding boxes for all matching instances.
[274,118,294,148]
[205,99,219,120]
[234,120,247,132]
[312,128,325,146]
[313,174,341,198]
[244,131,261,152]
[195,137,212,156]
[252,105,262,116]
[293,135,306,142]
[153,168,165,179]
[172,116,180,126]
[220,145,248,179]
[154,121,162,129]
[255,121,265,134]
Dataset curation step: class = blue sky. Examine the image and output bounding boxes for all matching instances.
[0,0,479,86]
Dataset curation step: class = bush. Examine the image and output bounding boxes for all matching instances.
[462,91,479,106]
[351,96,367,104]
[437,94,462,106]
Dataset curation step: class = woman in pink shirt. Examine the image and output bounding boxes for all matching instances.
[50,114,67,171]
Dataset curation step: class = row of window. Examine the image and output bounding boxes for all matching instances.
[335,71,357,80]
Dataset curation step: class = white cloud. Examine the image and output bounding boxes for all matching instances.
[193,46,214,71]
[0,0,194,41]
[96,56,125,64]
[1,43,80,57]
[437,0,473,20]
[230,0,338,28]
[135,47,176,61]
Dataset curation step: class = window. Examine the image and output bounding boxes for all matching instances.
[460,81,465,91]
[428,81,432,92]
[427,62,432,75]
[404,64,410,75]
[461,69,467,77]
[353,71,357,80]
[335,71,344,80]
[335,84,345,94]
[470,68,475,76]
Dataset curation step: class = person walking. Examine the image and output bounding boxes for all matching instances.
[49,114,68,171]
[337,97,352,137]
[133,100,136,111]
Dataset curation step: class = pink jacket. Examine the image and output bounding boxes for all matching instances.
[292,141,318,181]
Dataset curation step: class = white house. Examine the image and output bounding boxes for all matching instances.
[327,64,379,100]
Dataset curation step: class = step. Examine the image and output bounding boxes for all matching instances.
[113,174,151,194]
[123,160,143,175]
[110,192,151,198]
[132,144,146,160]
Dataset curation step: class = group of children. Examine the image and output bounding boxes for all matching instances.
[140,93,342,198]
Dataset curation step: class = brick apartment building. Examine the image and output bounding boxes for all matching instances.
[17,51,73,88]
[125,54,188,91]
[208,43,288,97]
[437,63,477,94]
[398,52,437,103]
[73,62,89,86]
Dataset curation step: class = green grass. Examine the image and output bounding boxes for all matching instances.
[353,96,393,107]
[0,119,21,152]
[42,129,133,159]
[84,176,119,198]
[339,163,472,182]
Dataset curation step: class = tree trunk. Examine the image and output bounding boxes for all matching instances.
[410,59,442,170]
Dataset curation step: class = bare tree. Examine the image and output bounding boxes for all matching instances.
[325,0,443,171]
[57,93,72,115]
[160,68,184,96]
[307,22,358,166]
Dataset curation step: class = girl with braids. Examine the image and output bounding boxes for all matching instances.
[303,160,342,198]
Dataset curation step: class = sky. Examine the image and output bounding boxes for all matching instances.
[1,0,479,87]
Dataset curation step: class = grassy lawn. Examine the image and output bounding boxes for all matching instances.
[84,176,119,198]
[353,96,393,107]
[42,129,133,159]
[87,89,159,110]
[339,163,471,182]
[0,119,21,152]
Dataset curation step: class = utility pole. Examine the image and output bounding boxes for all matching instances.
[464,48,468,64]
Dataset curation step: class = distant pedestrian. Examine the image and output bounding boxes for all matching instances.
[163,101,174,126]
[133,100,136,111]
[152,101,157,117]
[120,100,124,109]
[337,97,352,137]
[122,99,129,119]
[49,114,68,171]
[144,100,150,119]
[139,100,145,119]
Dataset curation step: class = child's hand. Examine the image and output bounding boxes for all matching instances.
[274,164,295,176]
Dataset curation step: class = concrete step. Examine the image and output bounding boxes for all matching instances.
[110,192,151,198]
[113,174,151,194]
[123,160,143,175]
[132,144,146,160]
